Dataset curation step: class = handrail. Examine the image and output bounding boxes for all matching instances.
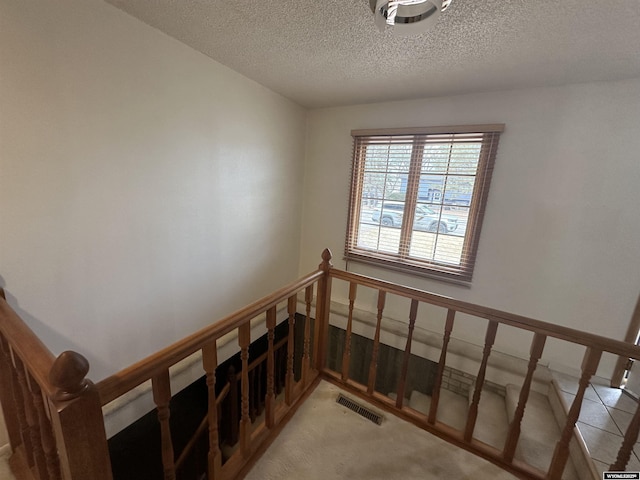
[331,269,640,360]
[0,289,56,397]
[96,269,323,406]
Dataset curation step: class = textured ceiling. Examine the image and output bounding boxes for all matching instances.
[104,0,640,108]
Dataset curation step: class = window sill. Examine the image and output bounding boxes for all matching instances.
[343,252,473,288]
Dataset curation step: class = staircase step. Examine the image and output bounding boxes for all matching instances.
[468,387,510,450]
[505,384,579,480]
[404,384,580,479]
[408,389,468,430]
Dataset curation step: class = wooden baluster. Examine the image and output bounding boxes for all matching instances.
[274,349,281,395]
[286,295,296,405]
[314,249,333,371]
[276,347,285,393]
[265,307,276,428]
[503,333,546,463]
[27,372,61,480]
[428,310,455,424]
[611,399,640,471]
[396,299,419,408]
[13,353,47,478]
[0,335,28,457]
[341,283,357,382]
[48,351,113,480]
[256,362,265,416]
[302,285,313,386]
[238,323,251,457]
[202,341,221,480]
[249,369,257,422]
[367,290,387,395]
[464,320,498,442]
[152,370,176,480]
[548,348,602,479]
[249,363,261,416]
[227,366,239,445]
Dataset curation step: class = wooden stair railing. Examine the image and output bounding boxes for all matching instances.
[0,250,330,480]
[0,290,112,480]
[326,265,640,480]
[4,248,640,480]
[93,252,330,480]
[175,334,291,472]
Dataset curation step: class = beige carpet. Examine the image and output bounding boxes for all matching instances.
[245,381,518,480]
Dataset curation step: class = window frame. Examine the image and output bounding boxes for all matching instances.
[344,124,504,284]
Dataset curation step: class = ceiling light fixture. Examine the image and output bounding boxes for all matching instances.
[371,0,452,35]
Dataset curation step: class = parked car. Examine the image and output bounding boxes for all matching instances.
[371,202,458,233]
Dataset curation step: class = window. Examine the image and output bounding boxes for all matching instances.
[345,124,504,283]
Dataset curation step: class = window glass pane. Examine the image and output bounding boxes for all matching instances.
[362,172,388,203]
[377,226,401,254]
[359,199,378,225]
[386,145,412,173]
[373,201,406,229]
[413,202,443,233]
[357,201,403,253]
[449,143,481,175]
[362,172,409,203]
[442,175,475,208]
[417,174,446,204]
[356,222,402,253]
[408,231,436,260]
[382,174,408,201]
[365,144,412,172]
[409,230,465,265]
[433,235,465,265]
[356,223,381,250]
[364,145,391,171]
[446,205,469,238]
[422,143,451,174]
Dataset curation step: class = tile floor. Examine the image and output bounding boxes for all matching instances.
[553,372,640,476]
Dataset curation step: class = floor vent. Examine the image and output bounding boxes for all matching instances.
[336,393,384,425]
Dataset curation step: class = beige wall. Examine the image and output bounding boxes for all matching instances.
[0,0,306,382]
[299,79,640,377]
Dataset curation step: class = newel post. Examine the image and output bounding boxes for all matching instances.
[48,351,113,480]
[313,249,333,371]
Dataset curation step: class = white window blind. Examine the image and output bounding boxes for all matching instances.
[345,124,504,283]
